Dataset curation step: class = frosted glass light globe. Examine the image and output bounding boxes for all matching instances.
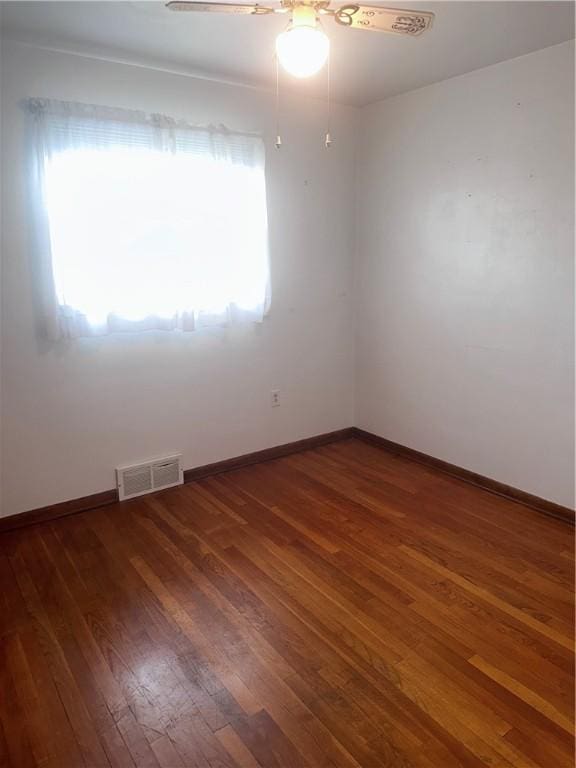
[276,26,330,78]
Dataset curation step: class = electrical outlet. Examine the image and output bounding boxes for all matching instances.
[271,390,281,408]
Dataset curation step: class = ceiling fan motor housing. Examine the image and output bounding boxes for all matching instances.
[281,0,331,9]
[292,4,317,27]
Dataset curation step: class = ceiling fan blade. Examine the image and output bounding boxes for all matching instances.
[166,2,276,14]
[332,5,434,35]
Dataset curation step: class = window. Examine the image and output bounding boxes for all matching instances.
[26,99,269,338]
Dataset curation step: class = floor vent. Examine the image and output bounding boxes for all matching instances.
[116,455,183,501]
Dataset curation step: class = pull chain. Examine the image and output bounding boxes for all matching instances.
[275,55,282,149]
[325,47,332,148]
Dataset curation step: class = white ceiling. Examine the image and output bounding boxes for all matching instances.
[1,1,574,105]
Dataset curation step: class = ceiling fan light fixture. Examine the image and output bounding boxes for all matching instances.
[276,5,329,78]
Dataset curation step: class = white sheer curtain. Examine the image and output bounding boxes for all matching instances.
[25,98,270,339]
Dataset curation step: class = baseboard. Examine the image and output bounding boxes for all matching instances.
[353,428,575,525]
[183,428,355,484]
[1,425,571,533]
[0,428,355,534]
[0,489,119,534]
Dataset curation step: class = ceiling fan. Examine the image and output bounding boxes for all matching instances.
[166,1,435,78]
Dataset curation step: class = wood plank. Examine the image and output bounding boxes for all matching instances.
[215,724,262,768]
[469,655,574,735]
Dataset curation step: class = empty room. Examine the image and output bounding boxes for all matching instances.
[0,1,574,766]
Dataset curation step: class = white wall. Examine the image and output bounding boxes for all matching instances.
[356,41,575,508]
[0,41,357,516]
[2,39,574,517]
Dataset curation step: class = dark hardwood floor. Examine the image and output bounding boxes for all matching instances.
[0,438,573,767]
